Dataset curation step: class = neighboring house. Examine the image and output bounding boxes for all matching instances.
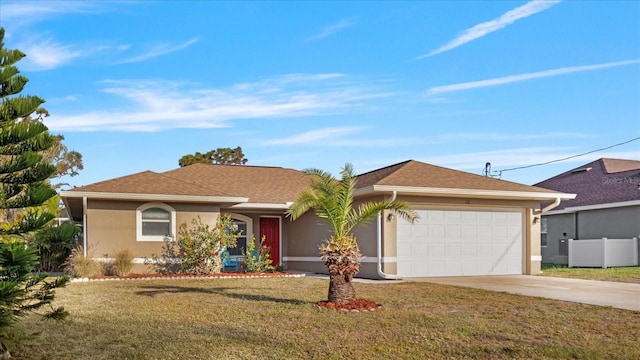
[60,160,572,278]
[534,158,640,265]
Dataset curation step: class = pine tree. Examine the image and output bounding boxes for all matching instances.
[0,28,69,358]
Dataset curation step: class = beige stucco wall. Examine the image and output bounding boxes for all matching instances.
[283,194,542,278]
[85,200,220,263]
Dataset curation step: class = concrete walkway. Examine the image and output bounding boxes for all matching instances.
[420,275,640,311]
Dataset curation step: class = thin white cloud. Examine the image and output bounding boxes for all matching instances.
[427,59,640,95]
[420,147,640,174]
[18,37,133,71]
[2,1,96,20]
[46,74,390,132]
[1,1,119,28]
[307,18,355,41]
[264,126,422,147]
[437,132,595,142]
[265,127,365,145]
[117,37,200,64]
[21,38,85,71]
[418,0,562,59]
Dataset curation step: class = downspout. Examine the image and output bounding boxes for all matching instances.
[541,197,561,214]
[377,190,402,280]
[83,196,88,257]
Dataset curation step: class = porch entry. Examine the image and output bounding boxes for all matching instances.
[259,217,280,266]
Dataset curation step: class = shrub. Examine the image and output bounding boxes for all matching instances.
[112,248,134,277]
[0,240,69,357]
[63,246,103,278]
[243,235,274,273]
[148,215,242,275]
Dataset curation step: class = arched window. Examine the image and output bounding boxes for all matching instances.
[226,213,252,256]
[137,203,176,241]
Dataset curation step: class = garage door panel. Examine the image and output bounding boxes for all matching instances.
[446,243,462,256]
[477,225,493,237]
[429,243,445,256]
[397,209,523,277]
[445,224,461,238]
[429,225,445,237]
[412,224,429,237]
[413,243,429,256]
[461,225,477,237]
[397,225,412,238]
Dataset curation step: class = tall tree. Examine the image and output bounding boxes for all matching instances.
[286,163,418,304]
[19,109,83,188]
[178,146,247,167]
[0,28,69,358]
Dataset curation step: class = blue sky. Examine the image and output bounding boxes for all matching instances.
[2,0,639,188]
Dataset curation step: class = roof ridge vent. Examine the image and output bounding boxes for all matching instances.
[571,167,592,174]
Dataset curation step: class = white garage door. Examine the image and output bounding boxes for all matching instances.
[397,209,523,277]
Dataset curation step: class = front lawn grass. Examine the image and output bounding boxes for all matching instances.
[541,263,640,283]
[13,277,640,360]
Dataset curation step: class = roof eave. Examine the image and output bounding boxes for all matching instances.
[59,191,249,204]
[354,185,576,201]
[544,199,640,215]
[229,202,294,210]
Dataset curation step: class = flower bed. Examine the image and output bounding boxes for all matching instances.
[314,298,382,312]
[71,271,304,282]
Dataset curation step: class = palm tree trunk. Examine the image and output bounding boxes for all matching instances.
[326,262,359,303]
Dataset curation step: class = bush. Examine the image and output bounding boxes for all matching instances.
[112,248,134,277]
[243,235,274,273]
[148,215,241,275]
[0,240,68,357]
[33,222,81,273]
[64,246,104,278]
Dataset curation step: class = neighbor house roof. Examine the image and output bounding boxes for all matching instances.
[355,160,572,201]
[534,158,640,210]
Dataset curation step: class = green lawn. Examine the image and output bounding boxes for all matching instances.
[541,264,640,283]
[12,276,640,360]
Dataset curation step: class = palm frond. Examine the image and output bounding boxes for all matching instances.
[288,163,420,250]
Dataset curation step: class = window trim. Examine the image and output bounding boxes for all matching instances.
[540,217,548,247]
[136,202,176,242]
[225,213,253,255]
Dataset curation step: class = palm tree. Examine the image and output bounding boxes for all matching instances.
[286,163,418,303]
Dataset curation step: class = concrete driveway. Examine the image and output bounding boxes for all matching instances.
[419,275,640,311]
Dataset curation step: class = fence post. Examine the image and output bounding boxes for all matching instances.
[568,238,573,268]
[602,237,607,269]
[634,237,639,266]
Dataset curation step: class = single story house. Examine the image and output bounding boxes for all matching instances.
[60,160,573,278]
[534,158,640,264]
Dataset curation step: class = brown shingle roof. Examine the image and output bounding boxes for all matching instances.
[357,160,557,193]
[534,158,640,209]
[70,171,236,197]
[67,160,565,206]
[161,163,311,203]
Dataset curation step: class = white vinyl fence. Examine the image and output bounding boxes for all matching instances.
[568,237,639,268]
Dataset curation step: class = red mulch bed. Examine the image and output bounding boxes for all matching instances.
[87,271,294,280]
[314,298,382,312]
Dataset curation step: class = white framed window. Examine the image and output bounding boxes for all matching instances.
[540,217,548,247]
[137,203,176,241]
[225,213,253,256]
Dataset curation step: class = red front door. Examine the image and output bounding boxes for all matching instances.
[259,217,280,266]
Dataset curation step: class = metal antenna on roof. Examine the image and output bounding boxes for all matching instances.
[483,162,491,177]
[483,162,502,179]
